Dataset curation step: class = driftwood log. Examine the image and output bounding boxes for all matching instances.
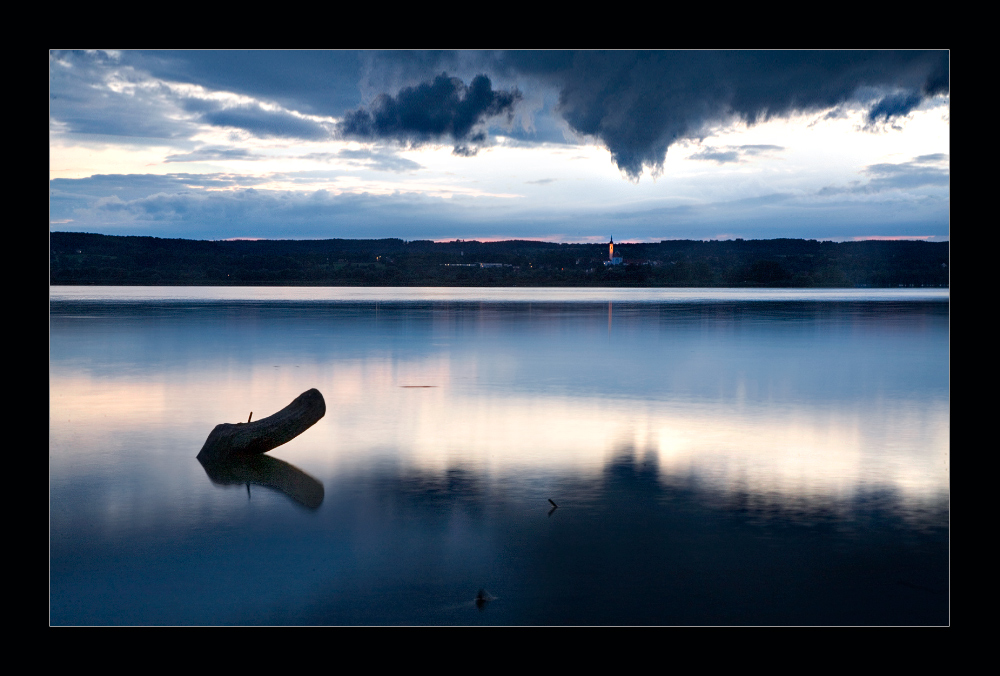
[197,388,326,464]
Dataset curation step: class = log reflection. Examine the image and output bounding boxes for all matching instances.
[198,454,325,510]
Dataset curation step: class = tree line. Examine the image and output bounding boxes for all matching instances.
[50,232,949,288]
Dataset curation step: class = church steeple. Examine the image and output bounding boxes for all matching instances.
[605,235,622,266]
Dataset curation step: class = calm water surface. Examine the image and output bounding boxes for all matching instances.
[50,287,949,625]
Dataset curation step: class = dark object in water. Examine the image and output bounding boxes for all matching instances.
[475,588,495,610]
[548,498,558,508]
[197,388,326,464]
[198,453,325,510]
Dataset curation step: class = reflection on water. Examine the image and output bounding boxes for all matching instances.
[198,455,325,510]
[50,290,948,624]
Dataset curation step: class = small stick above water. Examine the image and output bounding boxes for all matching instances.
[548,498,558,508]
[248,412,253,423]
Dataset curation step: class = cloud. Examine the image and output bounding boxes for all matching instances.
[861,161,950,191]
[818,155,950,195]
[689,149,740,164]
[337,73,521,153]
[55,181,486,239]
[50,173,267,198]
[202,106,330,140]
[164,146,257,163]
[49,173,274,225]
[186,99,331,140]
[740,144,785,155]
[50,167,948,242]
[53,50,949,184]
[123,50,366,117]
[689,144,785,164]
[866,91,924,126]
[50,51,337,145]
[497,50,949,180]
[913,153,949,164]
[310,149,423,173]
[49,50,196,140]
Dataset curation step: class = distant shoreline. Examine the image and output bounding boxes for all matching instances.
[48,287,950,304]
[50,232,949,289]
[49,282,949,288]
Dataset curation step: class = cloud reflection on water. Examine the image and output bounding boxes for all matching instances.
[49,293,948,624]
[50,297,948,522]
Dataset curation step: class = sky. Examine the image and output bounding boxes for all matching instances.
[49,50,950,243]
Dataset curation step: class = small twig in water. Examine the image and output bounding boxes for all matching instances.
[248,412,253,423]
[548,498,558,508]
[475,588,494,610]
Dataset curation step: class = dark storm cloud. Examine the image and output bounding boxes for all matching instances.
[56,51,948,184]
[337,73,521,153]
[451,143,482,157]
[497,50,949,180]
[866,91,924,125]
[344,51,947,180]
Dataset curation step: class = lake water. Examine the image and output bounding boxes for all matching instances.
[50,287,949,625]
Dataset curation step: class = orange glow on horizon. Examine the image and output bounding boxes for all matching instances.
[428,236,660,244]
[851,236,935,241]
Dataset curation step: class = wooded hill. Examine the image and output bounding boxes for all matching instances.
[50,232,949,287]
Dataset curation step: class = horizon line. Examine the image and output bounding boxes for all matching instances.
[51,231,949,244]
